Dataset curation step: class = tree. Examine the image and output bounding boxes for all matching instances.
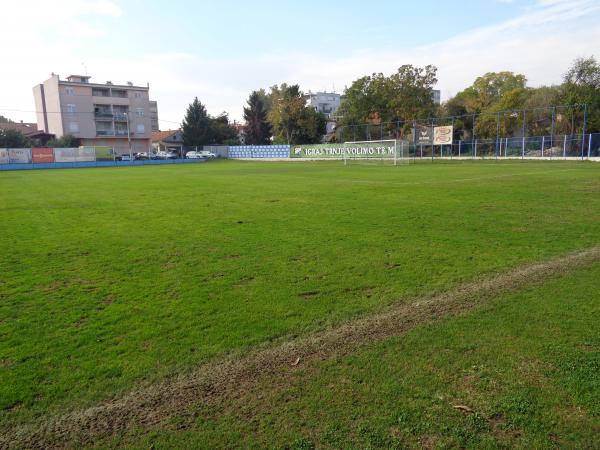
[559,56,600,132]
[0,115,15,124]
[0,129,31,148]
[46,134,80,147]
[210,112,239,145]
[337,64,438,138]
[443,72,529,139]
[243,91,271,144]
[470,72,527,112]
[267,84,326,144]
[181,97,212,146]
[564,56,600,88]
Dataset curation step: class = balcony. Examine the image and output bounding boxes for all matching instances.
[96,130,115,136]
[92,89,110,97]
[94,111,113,120]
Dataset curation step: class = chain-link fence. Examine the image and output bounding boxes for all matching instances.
[401,133,598,160]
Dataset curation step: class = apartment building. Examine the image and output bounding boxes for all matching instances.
[33,74,154,154]
[149,100,159,132]
[305,91,342,119]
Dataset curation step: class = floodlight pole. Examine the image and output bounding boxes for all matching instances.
[582,103,587,160]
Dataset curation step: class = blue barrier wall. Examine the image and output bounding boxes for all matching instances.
[228,145,290,158]
[0,158,206,171]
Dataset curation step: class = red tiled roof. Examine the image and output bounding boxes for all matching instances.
[151,129,180,142]
[0,122,43,136]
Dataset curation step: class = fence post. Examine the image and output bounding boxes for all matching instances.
[458,140,461,158]
[474,139,477,159]
[563,134,567,159]
[588,133,592,159]
[541,136,545,158]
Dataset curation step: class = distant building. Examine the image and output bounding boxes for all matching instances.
[432,89,441,105]
[151,129,183,152]
[0,120,54,145]
[33,74,152,155]
[232,122,246,145]
[149,100,159,132]
[305,91,342,119]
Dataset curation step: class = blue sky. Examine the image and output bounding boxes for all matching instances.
[2,0,600,127]
[128,1,521,57]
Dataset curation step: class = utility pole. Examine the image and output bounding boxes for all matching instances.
[125,112,133,160]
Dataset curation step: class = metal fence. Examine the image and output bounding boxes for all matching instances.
[403,133,599,160]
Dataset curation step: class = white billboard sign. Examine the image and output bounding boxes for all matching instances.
[433,126,453,145]
[54,148,96,162]
[8,148,32,163]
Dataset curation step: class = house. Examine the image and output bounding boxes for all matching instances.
[0,120,55,145]
[152,129,184,153]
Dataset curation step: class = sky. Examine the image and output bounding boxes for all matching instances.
[2,0,599,129]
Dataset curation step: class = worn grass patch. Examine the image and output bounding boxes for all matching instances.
[102,261,600,449]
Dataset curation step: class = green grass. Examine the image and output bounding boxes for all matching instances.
[108,260,600,449]
[1,160,599,432]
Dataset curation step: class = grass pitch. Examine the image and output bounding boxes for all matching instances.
[1,160,599,447]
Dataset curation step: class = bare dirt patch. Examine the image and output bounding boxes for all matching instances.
[3,246,600,449]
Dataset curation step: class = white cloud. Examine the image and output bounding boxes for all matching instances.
[1,0,599,128]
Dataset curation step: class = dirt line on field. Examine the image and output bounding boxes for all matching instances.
[3,246,600,449]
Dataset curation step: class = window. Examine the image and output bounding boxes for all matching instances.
[65,87,74,95]
[136,123,145,133]
[69,122,79,133]
[66,104,76,114]
[133,92,142,99]
[135,108,144,117]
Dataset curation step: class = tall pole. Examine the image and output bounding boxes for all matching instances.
[522,109,526,159]
[472,114,477,159]
[550,106,556,150]
[495,111,500,159]
[125,112,132,161]
[582,103,588,160]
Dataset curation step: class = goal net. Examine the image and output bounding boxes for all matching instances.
[343,139,409,165]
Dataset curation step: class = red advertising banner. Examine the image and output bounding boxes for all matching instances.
[32,147,54,163]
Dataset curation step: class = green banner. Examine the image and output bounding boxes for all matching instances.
[94,146,114,161]
[291,143,397,158]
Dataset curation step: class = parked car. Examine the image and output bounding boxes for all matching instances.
[156,151,178,159]
[199,150,217,158]
[134,152,148,160]
[115,154,133,161]
[185,151,204,159]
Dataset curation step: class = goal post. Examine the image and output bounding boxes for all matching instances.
[342,139,409,166]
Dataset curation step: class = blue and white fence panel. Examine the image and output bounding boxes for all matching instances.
[228,145,290,159]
